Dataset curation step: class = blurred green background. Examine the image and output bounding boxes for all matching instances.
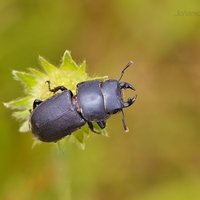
[1,0,200,199]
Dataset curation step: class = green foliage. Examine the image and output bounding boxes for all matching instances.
[4,50,108,148]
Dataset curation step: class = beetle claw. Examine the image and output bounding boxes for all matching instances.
[123,94,137,108]
[119,82,135,91]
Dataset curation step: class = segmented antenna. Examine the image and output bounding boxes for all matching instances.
[118,61,133,82]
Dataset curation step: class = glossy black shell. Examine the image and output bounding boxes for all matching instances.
[29,90,86,142]
[77,79,123,122]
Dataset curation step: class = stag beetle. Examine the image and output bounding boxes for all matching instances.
[29,61,137,142]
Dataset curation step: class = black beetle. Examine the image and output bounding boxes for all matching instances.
[29,61,137,142]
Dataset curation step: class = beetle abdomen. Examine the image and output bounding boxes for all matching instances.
[29,90,86,142]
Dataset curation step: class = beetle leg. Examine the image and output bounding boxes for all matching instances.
[97,120,106,129]
[121,109,129,132]
[46,81,67,93]
[123,94,137,108]
[33,99,43,109]
[119,82,135,91]
[87,122,101,134]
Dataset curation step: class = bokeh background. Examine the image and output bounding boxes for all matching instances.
[1,0,200,199]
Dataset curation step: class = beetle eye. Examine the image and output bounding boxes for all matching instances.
[113,109,120,114]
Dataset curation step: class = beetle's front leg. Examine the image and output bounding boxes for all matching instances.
[87,122,101,134]
[97,120,106,129]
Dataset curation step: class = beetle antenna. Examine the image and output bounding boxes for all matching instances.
[118,61,133,82]
[121,109,129,132]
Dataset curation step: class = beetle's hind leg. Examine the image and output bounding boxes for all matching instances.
[46,81,67,93]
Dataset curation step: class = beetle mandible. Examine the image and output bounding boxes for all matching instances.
[29,61,137,142]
